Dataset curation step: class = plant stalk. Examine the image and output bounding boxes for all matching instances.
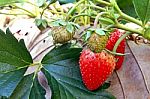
[112,32,131,53]
[95,0,111,6]
[113,1,143,27]
[114,23,143,35]
[13,5,36,17]
[69,14,91,21]
[94,12,108,27]
[66,0,85,20]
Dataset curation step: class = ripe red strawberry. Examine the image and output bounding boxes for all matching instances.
[106,29,125,70]
[79,49,116,90]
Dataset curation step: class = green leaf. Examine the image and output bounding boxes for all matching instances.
[10,74,34,99]
[49,21,60,27]
[58,20,67,26]
[58,0,76,4]
[29,75,46,99]
[36,0,45,7]
[0,68,27,97]
[0,96,7,99]
[133,0,150,24]
[117,0,137,17]
[35,19,42,26]
[35,19,47,28]
[47,0,57,4]
[100,82,111,89]
[69,22,80,29]
[85,31,91,41]
[0,29,34,98]
[66,24,74,33]
[0,29,32,73]
[10,74,46,99]
[95,28,105,35]
[0,0,23,6]
[35,19,48,30]
[41,19,48,28]
[41,44,115,99]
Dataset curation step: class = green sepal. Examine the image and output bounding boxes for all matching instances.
[35,19,48,30]
[95,28,106,36]
[66,23,74,33]
[85,31,92,41]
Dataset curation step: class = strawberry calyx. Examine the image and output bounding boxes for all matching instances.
[85,28,108,53]
[50,19,80,33]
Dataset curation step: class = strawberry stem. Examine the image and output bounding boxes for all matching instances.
[13,4,36,17]
[113,0,143,27]
[84,0,88,25]
[84,4,106,11]
[105,49,129,56]
[112,32,131,53]
[40,2,52,19]
[95,0,111,6]
[94,12,109,28]
[120,13,143,27]
[69,14,91,21]
[114,23,143,35]
[66,0,85,21]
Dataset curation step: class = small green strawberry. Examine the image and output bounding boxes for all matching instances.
[86,28,108,53]
[50,20,79,44]
[51,26,74,44]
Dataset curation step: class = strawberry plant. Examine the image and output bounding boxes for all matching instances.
[0,0,150,99]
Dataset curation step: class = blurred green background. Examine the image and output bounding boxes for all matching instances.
[58,0,137,17]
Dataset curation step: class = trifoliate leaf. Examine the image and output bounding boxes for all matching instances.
[41,44,116,99]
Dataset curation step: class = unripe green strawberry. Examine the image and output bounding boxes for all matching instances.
[51,26,74,44]
[79,49,116,90]
[87,33,108,53]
